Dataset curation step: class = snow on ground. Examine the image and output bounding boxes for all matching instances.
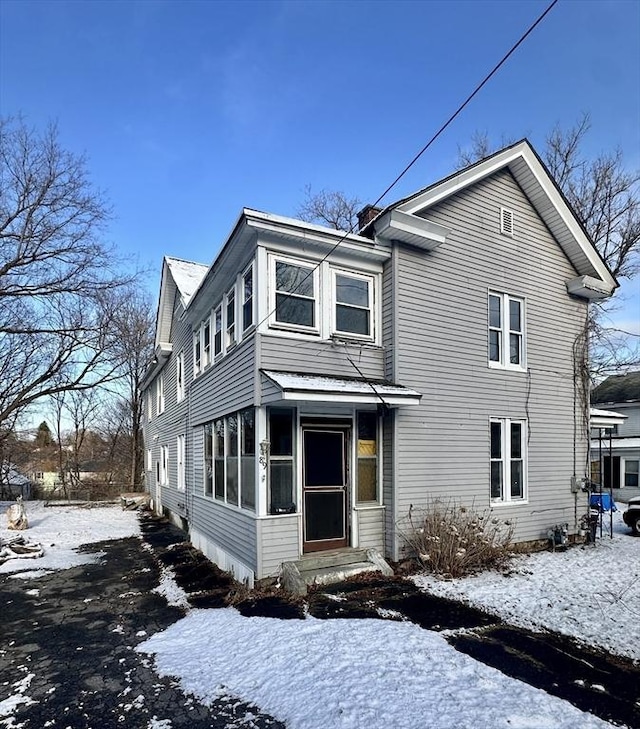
[137,608,615,729]
[414,511,640,662]
[0,500,140,576]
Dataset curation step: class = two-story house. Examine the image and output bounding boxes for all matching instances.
[591,371,640,490]
[142,140,616,586]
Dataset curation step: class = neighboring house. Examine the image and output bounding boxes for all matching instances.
[142,140,617,585]
[591,372,640,490]
[0,464,32,499]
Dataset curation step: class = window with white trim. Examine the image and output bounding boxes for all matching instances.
[146,391,153,421]
[146,448,152,472]
[490,418,526,503]
[242,264,254,331]
[156,373,165,415]
[272,257,317,331]
[226,288,236,348]
[177,434,185,492]
[356,411,378,502]
[203,409,255,511]
[334,271,373,338]
[625,459,639,488]
[193,330,201,375]
[214,304,223,357]
[202,318,211,368]
[488,292,525,370]
[160,445,169,486]
[176,351,185,402]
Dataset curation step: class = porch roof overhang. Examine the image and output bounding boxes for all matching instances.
[261,370,422,407]
[590,407,627,428]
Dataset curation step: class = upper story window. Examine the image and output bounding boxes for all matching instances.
[176,351,185,402]
[214,304,223,357]
[490,417,526,504]
[488,292,525,371]
[242,265,254,331]
[177,434,186,492]
[334,271,373,338]
[273,258,317,331]
[202,319,211,368]
[193,331,201,375]
[156,373,165,415]
[146,390,153,421]
[226,288,236,348]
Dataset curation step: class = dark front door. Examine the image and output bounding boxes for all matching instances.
[302,428,348,552]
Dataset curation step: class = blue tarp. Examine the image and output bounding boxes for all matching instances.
[590,493,617,512]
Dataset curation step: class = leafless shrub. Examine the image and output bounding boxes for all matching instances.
[401,500,515,578]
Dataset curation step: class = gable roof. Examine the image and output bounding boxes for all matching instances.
[368,139,617,300]
[155,256,208,348]
[592,371,640,404]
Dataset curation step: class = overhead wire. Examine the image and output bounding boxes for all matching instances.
[252,0,559,332]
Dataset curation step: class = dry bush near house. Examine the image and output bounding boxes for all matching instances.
[402,500,515,578]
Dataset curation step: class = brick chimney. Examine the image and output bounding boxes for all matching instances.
[357,204,382,234]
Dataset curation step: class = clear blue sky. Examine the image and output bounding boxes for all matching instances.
[1,0,639,330]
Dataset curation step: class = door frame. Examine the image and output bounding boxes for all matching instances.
[301,419,351,553]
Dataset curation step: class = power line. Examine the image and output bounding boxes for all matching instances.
[254,0,559,332]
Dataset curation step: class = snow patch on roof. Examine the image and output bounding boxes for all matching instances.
[165,257,208,307]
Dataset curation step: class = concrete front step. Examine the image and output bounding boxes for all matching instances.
[280,548,393,595]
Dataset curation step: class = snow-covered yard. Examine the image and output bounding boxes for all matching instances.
[1,500,637,729]
[414,511,640,662]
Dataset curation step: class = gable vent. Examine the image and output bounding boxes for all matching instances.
[500,207,514,236]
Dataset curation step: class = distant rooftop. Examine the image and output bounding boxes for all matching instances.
[592,371,640,404]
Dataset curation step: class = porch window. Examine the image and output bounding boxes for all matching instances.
[273,259,316,330]
[243,265,254,331]
[214,418,225,500]
[488,292,525,370]
[334,272,372,338]
[357,411,378,502]
[226,413,239,505]
[203,423,213,496]
[226,288,236,348]
[241,408,256,510]
[269,408,296,513]
[625,460,639,488]
[490,418,527,503]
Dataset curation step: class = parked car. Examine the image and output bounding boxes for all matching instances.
[622,496,640,535]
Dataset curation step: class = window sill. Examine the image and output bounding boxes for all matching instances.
[488,362,527,373]
[490,499,528,507]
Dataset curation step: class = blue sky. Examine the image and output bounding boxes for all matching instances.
[1,0,639,329]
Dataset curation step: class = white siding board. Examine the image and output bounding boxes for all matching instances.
[257,516,300,578]
[357,509,385,551]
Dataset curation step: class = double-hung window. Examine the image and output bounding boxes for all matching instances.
[226,288,236,348]
[625,460,639,488]
[334,271,373,338]
[193,331,202,375]
[214,305,223,357]
[490,418,526,503]
[177,435,186,492]
[176,351,185,402]
[202,319,211,368]
[273,258,317,330]
[242,265,254,331]
[160,445,169,486]
[156,374,165,415]
[489,292,525,370]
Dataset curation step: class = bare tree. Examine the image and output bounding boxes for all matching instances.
[296,185,362,231]
[456,116,640,374]
[0,116,133,435]
[107,287,155,488]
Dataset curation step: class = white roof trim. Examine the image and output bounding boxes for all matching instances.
[375,209,450,251]
[395,141,616,294]
[590,407,627,428]
[262,370,422,407]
